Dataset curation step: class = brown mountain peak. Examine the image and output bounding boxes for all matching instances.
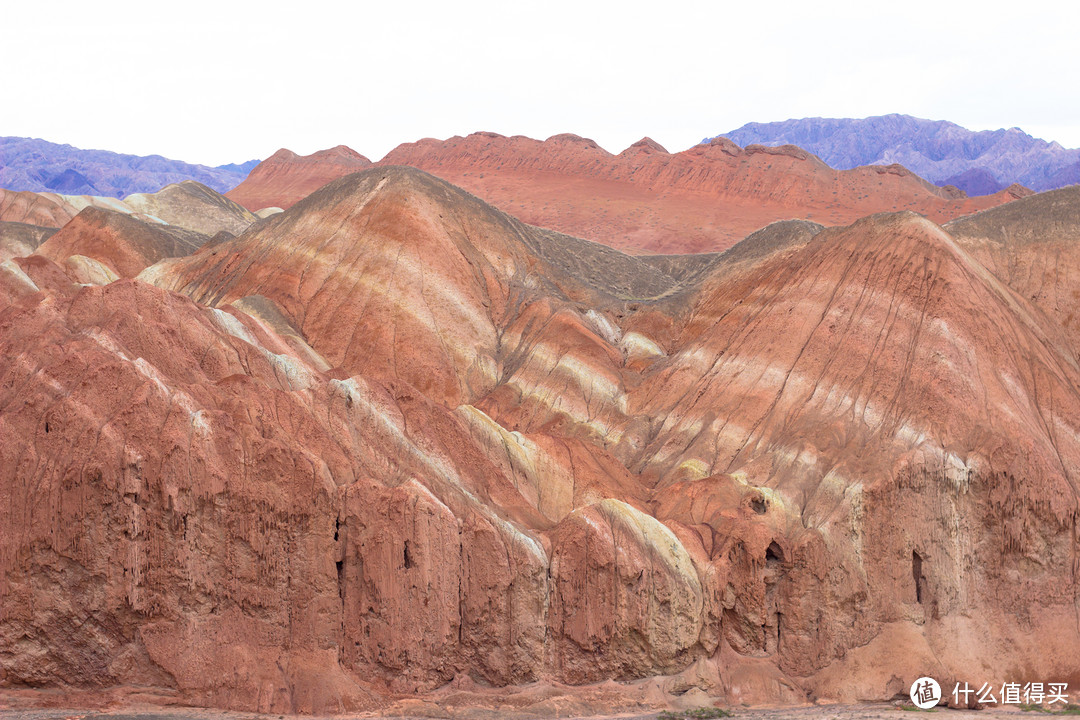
[623,137,669,154]
[316,145,371,163]
[266,148,300,162]
[226,145,373,212]
[545,133,607,152]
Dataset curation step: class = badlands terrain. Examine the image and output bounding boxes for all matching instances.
[0,132,1079,717]
[227,133,1028,254]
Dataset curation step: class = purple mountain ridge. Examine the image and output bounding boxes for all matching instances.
[0,136,259,198]
[710,114,1080,196]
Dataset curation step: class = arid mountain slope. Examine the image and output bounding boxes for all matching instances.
[946,185,1080,356]
[154,167,685,409]
[0,188,78,227]
[378,132,1028,253]
[123,180,257,235]
[226,134,1025,254]
[36,207,209,281]
[719,114,1080,194]
[225,146,372,212]
[0,273,376,712]
[2,167,1078,714]
[0,182,255,237]
[0,221,55,262]
[630,217,1080,691]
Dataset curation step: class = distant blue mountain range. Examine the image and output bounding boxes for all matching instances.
[710,114,1080,196]
[0,136,259,198]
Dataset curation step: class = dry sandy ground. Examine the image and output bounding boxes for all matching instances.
[0,703,1065,720]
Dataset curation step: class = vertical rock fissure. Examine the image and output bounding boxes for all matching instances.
[913,550,926,604]
[764,542,785,655]
[457,530,464,649]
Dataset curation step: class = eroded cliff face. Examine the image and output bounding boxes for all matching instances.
[1,167,1078,713]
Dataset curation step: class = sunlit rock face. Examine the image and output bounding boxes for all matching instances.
[1,166,1078,713]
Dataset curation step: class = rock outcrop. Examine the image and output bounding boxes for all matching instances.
[1,166,1078,714]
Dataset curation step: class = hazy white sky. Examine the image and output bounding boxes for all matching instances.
[5,0,1079,166]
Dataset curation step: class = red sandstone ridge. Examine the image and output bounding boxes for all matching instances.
[375,133,1030,253]
[225,145,372,211]
[220,134,1028,253]
[2,168,1078,713]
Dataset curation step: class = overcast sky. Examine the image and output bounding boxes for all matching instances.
[5,0,1079,167]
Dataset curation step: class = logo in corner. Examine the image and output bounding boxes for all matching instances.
[910,676,941,709]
